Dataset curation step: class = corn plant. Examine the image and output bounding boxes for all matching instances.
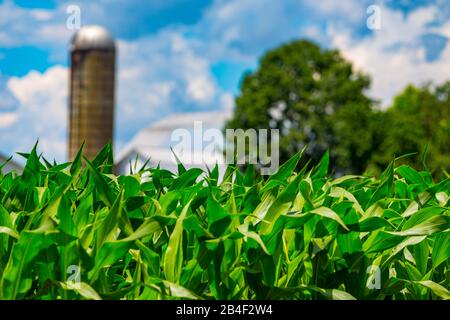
[0,143,448,300]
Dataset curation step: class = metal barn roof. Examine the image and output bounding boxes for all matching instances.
[115,109,232,174]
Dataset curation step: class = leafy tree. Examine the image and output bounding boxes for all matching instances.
[371,83,450,178]
[226,39,379,174]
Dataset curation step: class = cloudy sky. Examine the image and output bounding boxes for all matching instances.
[1,0,450,163]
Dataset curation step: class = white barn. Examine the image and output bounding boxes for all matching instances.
[115,109,232,175]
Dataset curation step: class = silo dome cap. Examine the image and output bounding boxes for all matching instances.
[71,25,115,51]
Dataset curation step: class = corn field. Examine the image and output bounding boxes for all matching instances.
[0,144,448,300]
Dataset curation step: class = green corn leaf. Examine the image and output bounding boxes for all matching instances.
[206,195,231,236]
[70,142,84,178]
[84,158,115,207]
[119,217,161,242]
[170,168,203,191]
[0,143,449,301]
[311,151,329,179]
[329,186,364,215]
[163,200,191,283]
[364,232,403,253]
[384,235,427,265]
[387,215,449,237]
[431,232,450,268]
[60,281,102,300]
[1,231,48,299]
[259,174,303,235]
[96,189,125,248]
[261,148,304,193]
[309,207,349,231]
[396,165,426,186]
[88,241,132,281]
[412,280,450,300]
[0,226,19,240]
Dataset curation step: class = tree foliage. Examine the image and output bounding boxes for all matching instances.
[226,39,379,174]
[371,83,450,178]
[226,39,450,177]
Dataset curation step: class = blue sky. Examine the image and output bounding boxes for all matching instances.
[1,0,450,162]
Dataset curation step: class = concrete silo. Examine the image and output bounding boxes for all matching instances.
[68,25,116,160]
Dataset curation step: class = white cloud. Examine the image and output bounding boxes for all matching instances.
[2,66,68,161]
[0,0,71,47]
[193,0,307,62]
[115,30,222,146]
[328,4,450,107]
[304,0,366,24]
[219,92,235,110]
[2,0,450,161]
[0,112,18,128]
[432,19,450,38]
[186,75,216,103]
[31,9,53,21]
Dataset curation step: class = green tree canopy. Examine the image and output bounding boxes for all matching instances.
[371,83,450,178]
[226,39,379,174]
